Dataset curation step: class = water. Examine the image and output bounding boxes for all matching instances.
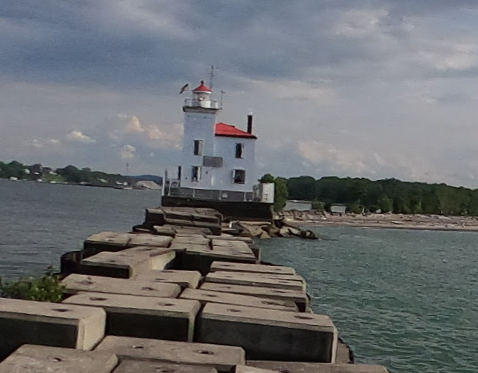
[1,179,477,372]
[0,179,160,279]
[258,227,478,373]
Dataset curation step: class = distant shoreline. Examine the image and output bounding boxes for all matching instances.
[282,211,478,233]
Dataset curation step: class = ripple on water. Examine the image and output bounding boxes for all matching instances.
[258,226,478,373]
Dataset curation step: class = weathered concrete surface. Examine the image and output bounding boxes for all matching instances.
[165,218,222,235]
[220,271,306,284]
[96,336,245,373]
[78,251,149,278]
[211,247,257,260]
[62,273,182,298]
[144,207,222,226]
[0,298,106,359]
[173,235,211,246]
[119,246,176,270]
[200,282,309,312]
[84,231,132,254]
[143,208,222,235]
[206,235,253,243]
[204,271,306,292]
[197,303,337,362]
[175,241,259,275]
[245,361,389,373]
[170,241,211,252]
[167,226,214,236]
[336,340,353,364]
[179,288,298,312]
[63,292,200,341]
[210,262,296,275]
[152,225,177,236]
[211,240,251,249]
[78,247,176,278]
[0,344,118,373]
[127,234,173,249]
[133,269,202,288]
[113,360,218,373]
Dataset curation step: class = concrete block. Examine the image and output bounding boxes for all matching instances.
[62,273,181,298]
[153,225,177,237]
[128,234,173,248]
[119,246,177,270]
[78,247,176,278]
[96,336,245,373]
[170,242,211,252]
[245,361,389,373]
[200,283,309,312]
[211,248,257,261]
[0,298,106,359]
[78,251,148,278]
[84,231,132,254]
[63,292,200,341]
[204,271,306,292]
[221,271,306,284]
[179,289,298,312]
[173,235,211,246]
[145,207,221,226]
[197,303,337,362]
[164,217,222,235]
[179,250,258,275]
[0,344,118,373]
[114,360,218,373]
[336,339,353,364]
[170,226,214,236]
[133,269,202,288]
[206,235,253,243]
[210,262,296,275]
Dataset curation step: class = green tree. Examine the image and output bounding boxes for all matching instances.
[259,174,288,211]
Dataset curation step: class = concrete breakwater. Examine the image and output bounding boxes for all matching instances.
[0,207,389,372]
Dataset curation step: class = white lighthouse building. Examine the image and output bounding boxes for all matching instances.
[163,80,273,207]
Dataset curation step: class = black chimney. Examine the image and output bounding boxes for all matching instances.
[247,114,253,134]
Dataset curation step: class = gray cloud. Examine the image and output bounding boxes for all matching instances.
[2,1,478,186]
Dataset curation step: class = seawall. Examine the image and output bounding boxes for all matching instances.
[0,207,389,373]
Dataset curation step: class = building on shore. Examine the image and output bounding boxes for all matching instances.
[162,80,274,219]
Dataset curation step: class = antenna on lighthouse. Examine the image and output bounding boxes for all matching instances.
[209,65,218,89]
[220,90,226,108]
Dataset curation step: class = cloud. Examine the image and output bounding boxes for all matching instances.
[3,1,478,185]
[119,144,136,160]
[66,131,96,144]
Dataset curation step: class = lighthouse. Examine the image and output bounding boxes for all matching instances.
[163,80,274,218]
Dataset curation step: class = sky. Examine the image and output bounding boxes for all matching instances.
[2,0,478,187]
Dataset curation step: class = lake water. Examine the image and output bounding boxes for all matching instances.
[1,178,477,373]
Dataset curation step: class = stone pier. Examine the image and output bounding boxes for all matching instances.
[0,207,390,373]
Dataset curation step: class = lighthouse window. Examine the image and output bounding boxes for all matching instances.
[235,143,244,159]
[193,140,203,156]
[192,166,201,182]
[233,169,246,184]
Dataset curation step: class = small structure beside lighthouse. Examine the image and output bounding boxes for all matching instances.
[162,80,274,219]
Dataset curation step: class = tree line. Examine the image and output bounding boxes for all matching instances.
[285,176,478,215]
[0,160,132,187]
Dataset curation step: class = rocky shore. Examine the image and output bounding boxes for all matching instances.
[282,210,478,232]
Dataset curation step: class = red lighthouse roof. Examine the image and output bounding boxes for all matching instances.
[215,122,257,139]
[192,80,212,93]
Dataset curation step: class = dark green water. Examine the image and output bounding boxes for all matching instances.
[1,178,477,372]
[258,227,478,373]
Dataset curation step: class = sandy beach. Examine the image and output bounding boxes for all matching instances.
[281,210,478,232]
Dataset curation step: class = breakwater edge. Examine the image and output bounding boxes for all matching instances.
[1,179,477,372]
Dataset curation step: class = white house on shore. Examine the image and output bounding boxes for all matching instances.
[164,80,273,204]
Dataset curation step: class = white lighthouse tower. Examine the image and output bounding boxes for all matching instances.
[163,80,274,211]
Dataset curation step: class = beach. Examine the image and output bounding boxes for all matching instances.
[282,210,478,232]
